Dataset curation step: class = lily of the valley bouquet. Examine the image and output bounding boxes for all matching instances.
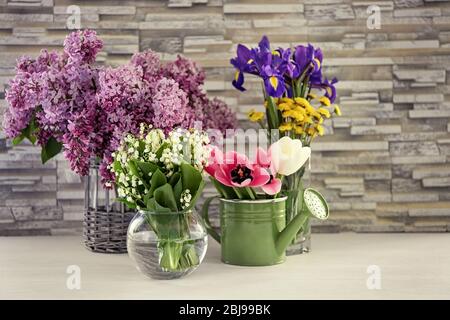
[111,125,209,272]
[230,36,342,249]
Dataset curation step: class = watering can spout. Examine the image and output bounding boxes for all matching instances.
[276,209,309,255]
[275,188,329,255]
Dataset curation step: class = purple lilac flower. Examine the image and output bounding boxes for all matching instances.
[164,55,206,94]
[203,97,238,133]
[3,30,237,186]
[131,50,162,84]
[152,77,188,131]
[64,29,103,64]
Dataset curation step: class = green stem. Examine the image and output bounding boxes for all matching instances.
[245,187,256,200]
[233,187,244,199]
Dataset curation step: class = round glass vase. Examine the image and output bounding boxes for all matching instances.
[127,209,208,280]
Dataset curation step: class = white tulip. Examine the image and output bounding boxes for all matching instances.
[269,136,311,176]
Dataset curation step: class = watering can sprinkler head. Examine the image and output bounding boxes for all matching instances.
[301,188,329,220]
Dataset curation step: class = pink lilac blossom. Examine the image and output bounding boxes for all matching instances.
[151,77,188,131]
[3,30,103,176]
[130,50,162,84]
[3,30,237,186]
[164,55,206,94]
[63,29,103,64]
[203,97,238,133]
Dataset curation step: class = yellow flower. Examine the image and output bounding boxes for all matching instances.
[293,124,304,135]
[291,111,304,121]
[294,97,310,108]
[317,107,331,118]
[307,93,317,100]
[307,127,317,137]
[282,109,304,121]
[278,103,292,112]
[303,115,314,124]
[334,104,342,116]
[305,104,316,114]
[248,109,264,122]
[316,124,325,136]
[311,111,322,121]
[279,122,293,132]
[280,97,294,105]
[319,96,331,107]
[292,106,307,116]
[282,110,294,118]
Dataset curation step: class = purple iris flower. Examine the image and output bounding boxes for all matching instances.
[261,65,285,97]
[258,35,271,53]
[230,44,256,91]
[313,77,338,103]
[294,44,323,80]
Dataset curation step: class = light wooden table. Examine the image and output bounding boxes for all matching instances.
[1,233,449,299]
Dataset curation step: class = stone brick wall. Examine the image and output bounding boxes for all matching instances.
[0,0,449,235]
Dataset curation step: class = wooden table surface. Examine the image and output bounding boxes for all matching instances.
[1,233,449,300]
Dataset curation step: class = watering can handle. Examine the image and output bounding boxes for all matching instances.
[202,196,220,243]
[201,196,221,243]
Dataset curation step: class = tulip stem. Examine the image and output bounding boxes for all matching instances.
[245,187,256,200]
[233,187,244,199]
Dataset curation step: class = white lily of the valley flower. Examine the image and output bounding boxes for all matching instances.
[269,136,311,176]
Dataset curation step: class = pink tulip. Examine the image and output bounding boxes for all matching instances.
[255,147,282,195]
[206,148,270,188]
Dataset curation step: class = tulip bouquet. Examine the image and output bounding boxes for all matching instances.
[206,136,311,200]
[230,35,341,252]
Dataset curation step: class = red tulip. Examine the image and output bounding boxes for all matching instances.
[206,147,270,188]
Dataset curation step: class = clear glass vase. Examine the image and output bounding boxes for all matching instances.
[127,209,208,280]
[284,168,311,256]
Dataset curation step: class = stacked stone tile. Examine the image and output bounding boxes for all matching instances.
[0,0,449,235]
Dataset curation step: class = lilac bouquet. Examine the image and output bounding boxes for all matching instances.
[230,35,341,254]
[3,30,103,174]
[3,30,237,185]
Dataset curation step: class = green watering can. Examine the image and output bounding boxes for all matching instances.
[201,188,329,266]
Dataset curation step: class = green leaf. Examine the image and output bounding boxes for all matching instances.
[148,169,167,197]
[182,180,205,212]
[173,177,183,209]
[128,160,140,177]
[168,172,180,187]
[41,137,62,164]
[146,197,156,211]
[113,160,122,173]
[115,198,137,209]
[138,140,146,153]
[266,96,280,130]
[180,163,202,195]
[26,115,37,145]
[154,183,178,212]
[155,142,169,160]
[12,134,25,146]
[210,177,237,199]
[136,161,159,177]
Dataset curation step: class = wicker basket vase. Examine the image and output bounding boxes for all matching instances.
[83,162,134,253]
